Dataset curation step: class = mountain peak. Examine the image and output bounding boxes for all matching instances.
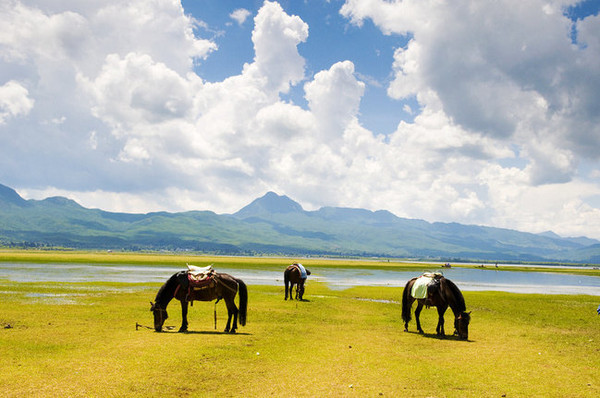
[42,196,84,208]
[0,183,29,207]
[234,191,303,218]
[538,231,561,239]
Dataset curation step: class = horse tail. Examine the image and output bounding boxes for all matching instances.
[284,268,290,297]
[402,278,415,324]
[235,278,248,326]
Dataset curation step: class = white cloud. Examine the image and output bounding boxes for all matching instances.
[244,1,308,94]
[305,61,365,140]
[0,80,34,123]
[78,52,199,128]
[343,0,600,182]
[230,8,251,25]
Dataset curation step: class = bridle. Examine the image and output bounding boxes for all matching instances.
[151,302,168,329]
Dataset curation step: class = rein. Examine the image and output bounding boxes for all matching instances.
[136,322,153,330]
[151,303,168,330]
[136,322,174,331]
[214,275,238,294]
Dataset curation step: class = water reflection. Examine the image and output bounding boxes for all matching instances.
[1,262,599,296]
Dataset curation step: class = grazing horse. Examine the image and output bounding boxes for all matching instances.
[151,270,247,333]
[284,263,311,300]
[402,275,471,340]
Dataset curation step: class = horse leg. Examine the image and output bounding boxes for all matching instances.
[285,279,289,300]
[179,300,188,333]
[415,301,425,334]
[404,296,415,332]
[436,304,448,337]
[224,309,232,333]
[223,297,239,333]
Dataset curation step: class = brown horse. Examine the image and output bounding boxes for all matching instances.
[151,270,247,333]
[402,275,471,340]
[284,263,311,300]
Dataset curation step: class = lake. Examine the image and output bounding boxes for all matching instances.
[1,262,599,295]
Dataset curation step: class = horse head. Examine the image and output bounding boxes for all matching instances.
[150,301,168,332]
[455,311,471,340]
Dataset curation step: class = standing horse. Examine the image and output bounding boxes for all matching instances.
[151,271,247,333]
[284,263,311,300]
[402,275,471,340]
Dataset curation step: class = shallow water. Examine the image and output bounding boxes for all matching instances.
[1,262,599,295]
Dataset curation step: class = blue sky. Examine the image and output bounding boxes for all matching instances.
[1,0,600,239]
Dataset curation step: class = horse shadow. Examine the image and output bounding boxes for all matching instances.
[162,329,252,336]
[404,330,474,342]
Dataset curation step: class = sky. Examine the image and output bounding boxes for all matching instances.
[1,0,600,239]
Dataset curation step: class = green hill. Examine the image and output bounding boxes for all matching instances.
[1,184,599,263]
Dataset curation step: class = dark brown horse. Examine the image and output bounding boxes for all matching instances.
[284,263,311,300]
[402,275,471,340]
[151,270,247,333]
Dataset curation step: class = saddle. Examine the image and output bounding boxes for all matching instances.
[290,263,308,279]
[187,263,215,288]
[181,264,217,304]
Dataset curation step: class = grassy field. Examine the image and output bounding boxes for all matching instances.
[2,249,600,275]
[1,272,599,397]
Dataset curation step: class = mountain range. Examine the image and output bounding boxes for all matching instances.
[1,183,599,263]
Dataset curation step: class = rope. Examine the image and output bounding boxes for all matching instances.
[136,322,153,330]
[214,275,238,294]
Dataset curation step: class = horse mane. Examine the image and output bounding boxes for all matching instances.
[155,272,180,306]
[441,277,466,313]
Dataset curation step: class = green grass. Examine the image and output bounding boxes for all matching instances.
[1,278,599,397]
[2,249,599,275]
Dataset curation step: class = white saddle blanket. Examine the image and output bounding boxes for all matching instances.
[187,264,214,281]
[411,272,442,299]
[295,263,307,279]
[411,276,432,299]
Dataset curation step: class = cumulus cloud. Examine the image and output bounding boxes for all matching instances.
[305,61,365,139]
[1,0,600,239]
[230,8,251,25]
[245,1,308,94]
[342,0,600,184]
[0,80,34,123]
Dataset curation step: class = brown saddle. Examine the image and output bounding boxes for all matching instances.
[188,272,216,290]
[175,265,218,304]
